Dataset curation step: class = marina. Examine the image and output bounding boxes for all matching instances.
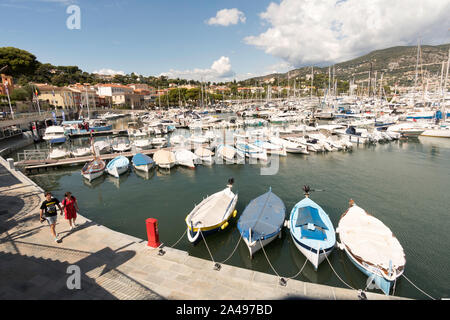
[5,111,449,300]
[1,0,449,303]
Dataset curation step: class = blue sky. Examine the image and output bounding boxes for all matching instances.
[1,0,449,82]
[1,0,285,81]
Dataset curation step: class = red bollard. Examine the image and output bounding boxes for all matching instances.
[146,218,161,248]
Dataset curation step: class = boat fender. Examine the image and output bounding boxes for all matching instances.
[337,242,345,250]
[221,222,229,230]
[284,220,290,229]
[232,210,237,218]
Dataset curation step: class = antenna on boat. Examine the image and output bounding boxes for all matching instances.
[227,177,234,188]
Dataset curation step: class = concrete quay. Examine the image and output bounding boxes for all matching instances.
[0,157,408,300]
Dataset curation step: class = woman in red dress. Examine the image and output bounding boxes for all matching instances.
[61,192,79,230]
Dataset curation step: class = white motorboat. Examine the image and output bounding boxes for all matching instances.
[253,140,287,156]
[387,123,425,137]
[93,140,111,154]
[133,139,152,150]
[71,147,92,157]
[152,137,167,148]
[48,148,69,160]
[269,136,309,154]
[43,126,67,144]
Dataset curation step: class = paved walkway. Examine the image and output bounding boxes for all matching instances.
[0,158,408,300]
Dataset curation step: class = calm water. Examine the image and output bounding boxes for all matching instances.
[21,123,450,299]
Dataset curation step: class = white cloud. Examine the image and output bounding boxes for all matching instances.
[93,68,126,76]
[245,0,450,66]
[207,8,246,26]
[161,56,236,81]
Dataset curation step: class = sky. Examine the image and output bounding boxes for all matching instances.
[1,0,449,82]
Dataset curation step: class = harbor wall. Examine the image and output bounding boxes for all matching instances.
[0,131,34,158]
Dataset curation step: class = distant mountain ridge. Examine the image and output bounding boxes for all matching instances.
[245,43,450,86]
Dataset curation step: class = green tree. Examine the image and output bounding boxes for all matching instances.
[0,47,40,77]
[10,88,29,101]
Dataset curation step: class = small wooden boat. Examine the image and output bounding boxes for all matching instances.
[289,186,336,270]
[237,188,285,258]
[132,153,155,172]
[81,158,106,181]
[336,200,406,295]
[153,149,176,169]
[106,155,129,178]
[185,179,238,243]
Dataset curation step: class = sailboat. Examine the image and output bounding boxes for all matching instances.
[336,200,406,295]
[289,186,336,270]
[237,188,286,258]
[185,179,238,244]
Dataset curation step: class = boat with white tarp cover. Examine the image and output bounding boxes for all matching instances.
[336,200,406,295]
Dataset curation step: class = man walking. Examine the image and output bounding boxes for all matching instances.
[40,192,63,242]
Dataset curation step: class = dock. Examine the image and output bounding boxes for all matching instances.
[15,145,209,174]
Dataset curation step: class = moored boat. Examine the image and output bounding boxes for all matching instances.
[185,179,238,243]
[153,149,176,169]
[132,153,155,172]
[336,200,406,295]
[106,155,129,178]
[289,186,336,270]
[82,158,106,181]
[237,187,286,258]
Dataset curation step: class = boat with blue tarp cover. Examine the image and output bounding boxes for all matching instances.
[289,186,336,270]
[132,153,155,172]
[237,187,286,258]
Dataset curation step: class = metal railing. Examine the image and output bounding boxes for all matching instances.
[16,149,49,162]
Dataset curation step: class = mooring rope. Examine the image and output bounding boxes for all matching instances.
[200,230,215,263]
[401,273,436,300]
[218,231,243,264]
[168,228,187,248]
[259,238,311,281]
[322,248,357,291]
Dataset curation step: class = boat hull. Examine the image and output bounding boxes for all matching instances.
[290,233,334,270]
[107,165,128,178]
[342,246,396,295]
[82,169,104,182]
[133,163,153,172]
[243,231,280,258]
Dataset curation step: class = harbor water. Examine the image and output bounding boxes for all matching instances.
[16,120,450,300]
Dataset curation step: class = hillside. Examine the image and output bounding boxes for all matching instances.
[245,43,450,86]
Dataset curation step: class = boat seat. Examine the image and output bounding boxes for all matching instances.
[301,225,326,240]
